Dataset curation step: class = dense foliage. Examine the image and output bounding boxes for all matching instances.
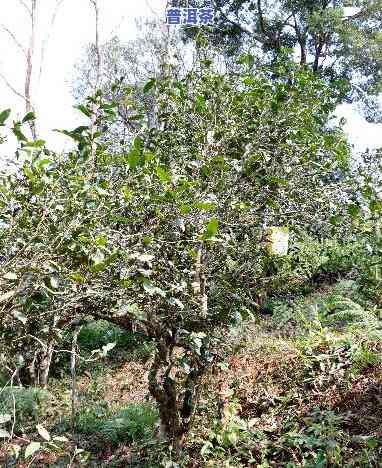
[183,0,382,120]
[0,48,381,465]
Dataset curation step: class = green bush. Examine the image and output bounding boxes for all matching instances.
[100,403,158,444]
[0,386,52,429]
[289,235,361,283]
[0,372,8,387]
[351,346,380,371]
[74,402,158,445]
[78,320,140,350]
[74,401,111,434]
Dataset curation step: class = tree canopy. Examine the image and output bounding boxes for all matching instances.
[183,0,382,120]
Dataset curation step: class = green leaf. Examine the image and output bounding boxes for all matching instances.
[203,217,219,239]
[69,273,86,284]
[23,165,34,179]
[129,114,144,121]
[143,280,166,298]
[180,204,192,214]
[366,437,379,449]
[193,202,215,211]
[53,436,68,443]
[72,125,89,134]
[95,235,107,247]
[0,108,11,125]
[347,204,360,218]
[144,151,155,163]
[12,123,27,142]
[25,139,46,148]
[22,112,36,123]
[238,53,254,67]
[127,149,140,170]
[167,297,184,310]
[25,441,41,458]
[133,136,144,150]
[124,303,146,320]
[101,342,116,356]
[156,166,172,183]
[121,186,132,200]
[227,432,238,445]
[143,78,156,93]
[369,199,382,213]
[329,215,340,225]
[75,104,92,117]
[196,95,207,113]
[90,249,105,266]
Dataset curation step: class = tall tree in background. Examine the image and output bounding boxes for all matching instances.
[89,0,102,173]
[183,0,382,120]
[0,0,65,139]
[73,18,188,149]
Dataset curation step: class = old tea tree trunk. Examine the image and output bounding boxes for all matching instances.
[147,244,210,455]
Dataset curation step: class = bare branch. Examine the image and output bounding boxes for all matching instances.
[38,0,66,85]
[88,0,101,174]
[17,0,32,18]
[257,0,267,35]
[216,6,260,39]
[343,9,370,22]
[24,0,37,140]
[0,70,27,101]
[0,25,27,57]
[107,14,126,42]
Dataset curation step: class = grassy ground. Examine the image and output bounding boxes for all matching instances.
[1,279,382,467]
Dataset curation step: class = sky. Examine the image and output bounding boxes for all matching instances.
[0,0,381,161]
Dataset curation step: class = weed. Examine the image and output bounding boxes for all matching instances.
[0,386,53,431]
[100,403,158,444]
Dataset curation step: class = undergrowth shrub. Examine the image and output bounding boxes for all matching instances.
[269,280,382,336]
[0,386,52,430]
[78,320,142,350]
[0,373,7,387]
[351,345,380,371]
[200,322,381,467]
[200,396,379,467]
[74,401,110,434]
[73,402,158,446]
[100,403,158,444]
[209,234,361,326]
[77,321,155,362]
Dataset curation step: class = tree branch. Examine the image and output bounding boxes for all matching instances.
[215,3,266,43]
[292,13,306,66]
[0,25,27,57]
[38,0,65,85]
[17,0,32,18]
[343,8,371,22]
[257,0,269,37]
[0,71,27,101]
